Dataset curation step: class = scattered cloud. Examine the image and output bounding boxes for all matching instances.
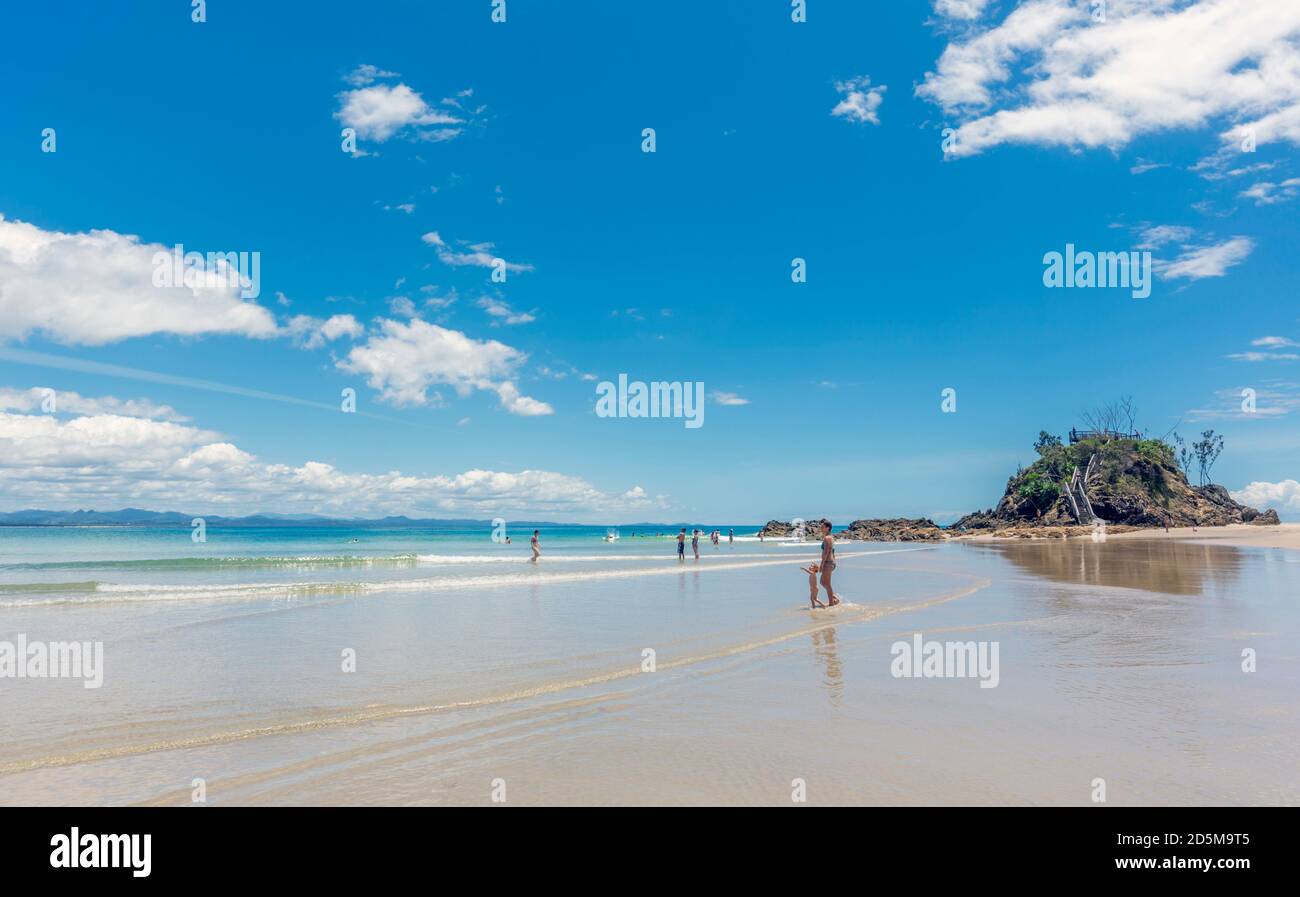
[0,215,278,346]
[1128,224,1255,282]
[337,317,552,415]
[920,0,1300,160]
[0,386,187,422]
[421,231,533,273]
[1187,382,1300,419]
[1194,160,1277,181]
[343,64,400,87]
[284,314,364,350]
[335,82,462,142]
[0,401,653,517]
[1227,352,1300,362]
[1135,224,1194,250]
[1240,177,1300,205]
[831,76,887,125]
[387,296,417,318]
[933,0,992,21]
[1129,158,1169,175]
[537,363,596,382]
[420,285,459,310]
[1156,236,1254,281]
[1231,479,1300,513]
[476,296,535,326]
[711,391,750,406]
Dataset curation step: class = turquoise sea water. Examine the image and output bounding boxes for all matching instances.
[0,523,759,606]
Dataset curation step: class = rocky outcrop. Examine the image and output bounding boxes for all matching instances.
[759,518,831,539]
[954,436,1275,530]
[839,518,945,542]
[759,518,944,542]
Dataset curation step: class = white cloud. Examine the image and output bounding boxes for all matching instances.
[1240,177,1300,205]
[388,296,417,317]
[1231,479,1300,512]
[1252,336,1300,348]
[1187,382,1300,418]
[1135,224,1194,250]
[934,0,992,20]
[421,231,533,273]
[476,296,535,325]
[492,381,552,416]
[420,285,459,310]
[0,386,187,421]
[0,215,278,346]
[334,83,462,142]
[337,318,552,415]
[1129,158,1169,174]
[284,314,364,350]
[831,76,887,125]
[1156,236,1254,280]
[710,391,750,406]
[1227,351,1300,362]
[920,0,1300,159]
[0,404,654,518]
[343,64,400,87]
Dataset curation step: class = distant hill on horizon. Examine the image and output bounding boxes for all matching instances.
[0,508,757,529]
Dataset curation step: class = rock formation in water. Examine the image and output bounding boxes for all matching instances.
[952,435,1279,531]
[759,518,944,542]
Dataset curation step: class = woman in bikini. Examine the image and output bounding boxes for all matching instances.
[819,521,840,606]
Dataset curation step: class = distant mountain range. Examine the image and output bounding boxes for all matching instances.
[0,509,746,528]
[0,508,517,528]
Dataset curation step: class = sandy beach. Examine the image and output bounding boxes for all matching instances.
[960,522,1300,552]
[1108,522,1300,552]
[3,525,1297,806]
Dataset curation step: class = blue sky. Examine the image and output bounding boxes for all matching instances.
[1,1,1298,522]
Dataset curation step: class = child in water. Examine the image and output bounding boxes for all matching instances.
[800,562,827,609]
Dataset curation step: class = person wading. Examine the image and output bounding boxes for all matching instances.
[819,521,840,606]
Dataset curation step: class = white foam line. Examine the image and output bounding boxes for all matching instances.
[0,547,935,607]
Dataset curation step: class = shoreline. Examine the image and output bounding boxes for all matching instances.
[949,521,1300,552]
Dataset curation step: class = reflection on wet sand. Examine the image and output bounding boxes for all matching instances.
[974,538,1244,596]
[809,626,843,704]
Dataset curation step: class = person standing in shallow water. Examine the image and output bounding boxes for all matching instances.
[530,529,541,562]
[819,521,840,606]
[677,528,686,561]
[692,529,700,560]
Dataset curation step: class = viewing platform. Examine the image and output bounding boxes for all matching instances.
[1068,428,1142,444]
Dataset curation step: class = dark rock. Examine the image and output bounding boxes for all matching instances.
[758,518,831,539]
[838,518,945,542]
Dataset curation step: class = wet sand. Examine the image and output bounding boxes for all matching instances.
[2,537,1297,806]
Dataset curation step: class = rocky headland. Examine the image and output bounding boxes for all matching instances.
[761,430,1278,543]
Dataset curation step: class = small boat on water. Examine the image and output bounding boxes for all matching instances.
[604,528,620,542]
